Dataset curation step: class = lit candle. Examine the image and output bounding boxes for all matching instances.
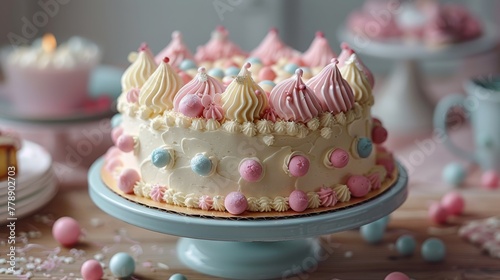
[3,34,101,117]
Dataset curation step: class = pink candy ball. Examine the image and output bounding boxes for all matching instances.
[372,125,388,144]
[81,259,104,280]
[258,66,277,81]
[105,157,123,172]
[179,71,192,84]
[441,192,465,215]
[329,149,349,168]
[428,202,448,225]
[52,217,81,247]
[289,190,308,212]
[117,134,135,153]
[118,169,141,194]
[288,155,310,177]
[239,159,263,182]
[347,175,371,197]
[179,94,204,118]
[385,272,410,280]
[481,170,500,190]
[111,127,124,145]
[224,192,248,215]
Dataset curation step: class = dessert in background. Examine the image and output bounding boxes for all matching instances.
[0,129,21,180]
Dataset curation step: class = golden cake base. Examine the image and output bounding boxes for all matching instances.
[101,166,399,220]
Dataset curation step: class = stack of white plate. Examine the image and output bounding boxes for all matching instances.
[0,141,57,222]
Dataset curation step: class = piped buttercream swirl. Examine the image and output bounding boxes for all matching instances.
[121,43,157,92]
[221,63,269,122]
[138,57,183,116]
[340,54,373,106]
[317,187,338,207]
[269,69,323,123]
[332,184,351,202]
[338,42,375,88]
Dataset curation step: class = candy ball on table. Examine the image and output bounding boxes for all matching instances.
[421,238,446,262]
[395,235,416,257]
[52,217,81,247]
[81,259,103,280]
[481,170,500,190]
[109,252,135,278]
[384,272,410,280]
[360,220,385,244]
[442,163,466,186]
[428,202,448,225]
[169,273,188,280]
[440,192,465,215]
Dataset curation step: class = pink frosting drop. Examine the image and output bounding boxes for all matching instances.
[199,195,213,211]
[201,94,224,121]
[179,94,204,118]
[302,31,337,68]
[346,175,371,197]
[288,155,310,177]
[428,202,448,225]
[117,134,135,153]
[239,159,263,182]
[224,192,248,215]
[338,42,375,88]
[440,192,465,216]
[111,127,124,145]
[81,259,104,280]
[377,158,395,176]
[126,88,140,103]
[367,172,382,190]
[385,272,410,280]
[118,169,141,194]
[269,69,323,123]
[52,217,81,247]
[155,31,194,67]
[329,148,349,168]
[372,125,388,145]
[289,190,308,212]
[105,157,123,173]
[258,66,277,82]
[317,187,338,207]
[481,170,500,190]
[150,185,166,202]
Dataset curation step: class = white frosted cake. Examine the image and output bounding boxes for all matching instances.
[103,27,397,217]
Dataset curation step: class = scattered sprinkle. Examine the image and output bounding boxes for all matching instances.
[157,262,169,270]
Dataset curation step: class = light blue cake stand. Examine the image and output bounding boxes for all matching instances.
[89,158,408,279]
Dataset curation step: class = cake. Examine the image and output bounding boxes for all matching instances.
[0,130,21,180]
[103,27,397,218]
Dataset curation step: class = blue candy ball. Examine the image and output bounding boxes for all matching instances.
[442,163,466,186]
[179,59,197,71]
[360,221,385,244]
[151,148,171,168]
[259,80,276,87]
[169,273,188,280]
[357,137,373,158]
[284,63,299,74]
[225,66,240,77]
[191,154,213,176]
[396,234,416,256]
[421,238,446,262]
[246,57,262,64]
[110,113,122,128]
[109,252,135,278]
[208,68,225,79]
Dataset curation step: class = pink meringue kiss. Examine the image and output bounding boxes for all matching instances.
[118,169,141,194]
[440,192,465,216]
[289,190,308,212]
[329,148,349,168]
[224,192,248,215]
[347,175,371,197]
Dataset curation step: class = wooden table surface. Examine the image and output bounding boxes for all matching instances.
[1,180,499,280]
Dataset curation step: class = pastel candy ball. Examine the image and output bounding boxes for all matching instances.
[428,202,448,225]
[239,159,263,182]
[111,127,124,144]
[151,148,171,168]
[284,63,299,74]
[442,163,466,186]
[377,158,395,175]
[118,169,141,194]
[208,68,225,79]
[179,94,204,118]
[258,67,277,82]
[481,170,500,189]
[347,175,371,197]
[396,235,416,256]
[385,272,410,280]
[81,259,103,280]
[246,57,262,64]
[288,155,310,177]
[441,192,465,215]
[225,66,240,77]
[109,252,135,278]
[329,148,349,168]
[372,125,388,144]
[360,221,385,244]
[117,134,135,153]
[191,154,213,176]
[110,113,122,128]
[224,192,248,215]
[179,59,197,71]
[357,137,373,158]
[169,273,188,280]
[289,190,308,212]
[52,217,81,247]
[421,238,446,262]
